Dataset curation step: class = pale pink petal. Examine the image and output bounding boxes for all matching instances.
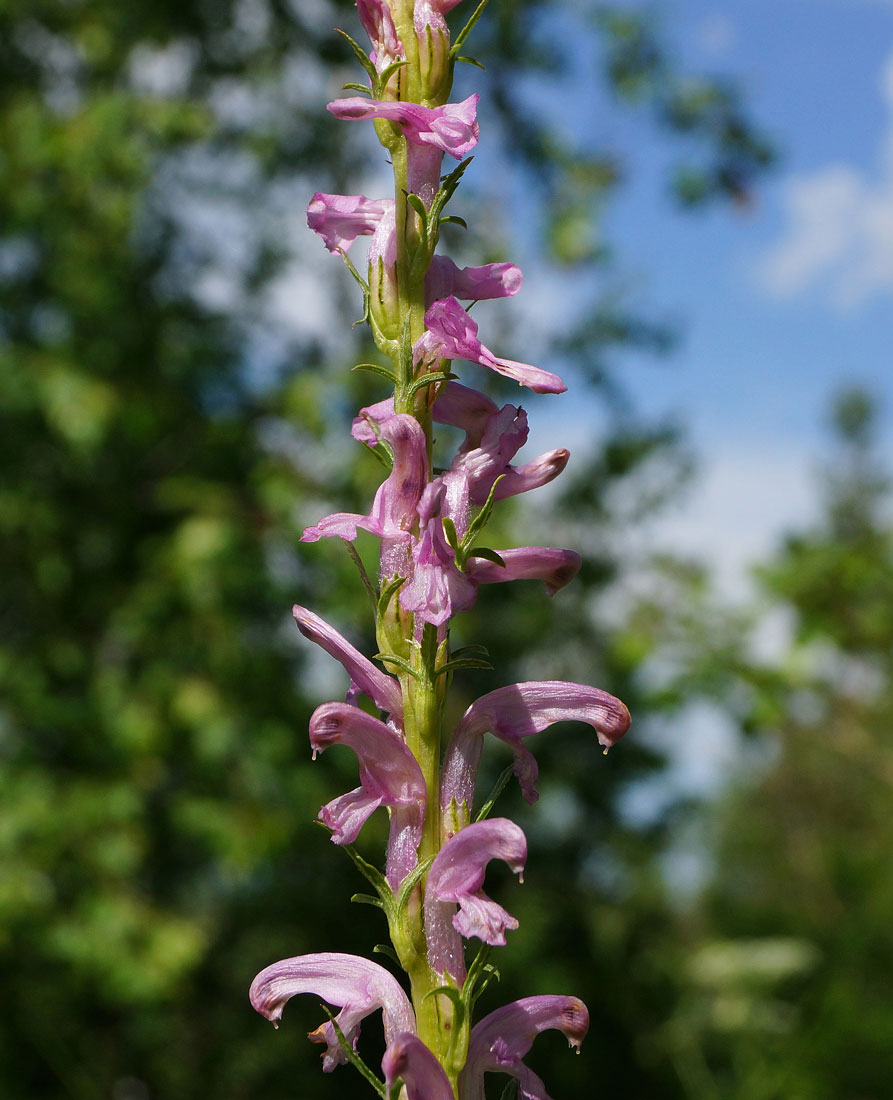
[382,1034,454,1100]
[306,193,392,254]
[441,681,631,823]
[249,953,415,1072]
[292,605,403,721]
[327,95,479,159]
[465,547,582,595]
[309,702,426,886]
[460,995,590,1100]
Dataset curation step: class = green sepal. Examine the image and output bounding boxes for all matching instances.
[450,643,491,658]
[434,656,494,677]
[474,763,514,823]
[372,943,402,966]
[407,370,456,399]
[353,361,397,384]
[375,58,408,98]
[377,574,406,619]
[343,82,372,95]
[430,157,474,227]
[388,1083,404,1100]
[319,1005,387,1098]
[465,547,506,568]
[455,55,485,70]
[351,892,385,909]
[334,28,377,83]
[342,843,395,916]
[395,855,435,912]
[373,653,419,681]
[441,515,460,552]
[440,214,468,230]
[450,0,491,56]
[461,473,506,552]
[405,190,429,226]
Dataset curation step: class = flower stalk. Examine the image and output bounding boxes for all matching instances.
[250,3,631,1096]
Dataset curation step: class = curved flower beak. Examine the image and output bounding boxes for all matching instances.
[381,1033,455,1100]
[424,818,526,982]
[292,605,403,722]
[441,681,631,825]
[309,701,426,887]
[249,952,415,1073]
[460,995,590,1100]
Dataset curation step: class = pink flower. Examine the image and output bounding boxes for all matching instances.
[292,605,403,721]
[309,702,425,887]
[426,256,523,303]
[415,296,567,394]
[327,94,480,159]
[356,0,403,72]
[249,952,415,1072]
[306,193,391,254]
[382,1034,454,1100]
[460,995,590,1100]
[301,411,427,547]
[465,547,582,595]
[441,681,631,825]
[424,818,526,981]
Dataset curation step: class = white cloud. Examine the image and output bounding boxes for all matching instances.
[761,49,893,306]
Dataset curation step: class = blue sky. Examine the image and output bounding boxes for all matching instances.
[591,0,893,590]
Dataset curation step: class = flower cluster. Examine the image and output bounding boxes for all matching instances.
[250,3,630,1097]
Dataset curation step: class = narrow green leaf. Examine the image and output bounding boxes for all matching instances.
[351,892,385,909]
[450,0,491,55]
[407,370,456,399]
[475,764,514,823]
[396,855,435,912]
[434,656,494,677]
[320,1005,387,1098]
[352,361,397,384]
[442,515,460,552]
[334,28,377,82]
[455,55,485,69]
[372,943,402,966]
[465,547,506,568]
[405,191,429,223]
[377,574,406,619]
[342,844,395,915]
[373,653,419,680]
[344,542,377,612]
[343,82,372,95]
[375,58,408,97]
[439,215,468,230]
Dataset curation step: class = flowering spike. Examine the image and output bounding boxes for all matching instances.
[249,952,416,1072]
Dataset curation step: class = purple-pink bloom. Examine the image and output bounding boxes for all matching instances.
[357,0,403,72]
[292,605,403,722]
[415,296,567,394]
[306,193,391,254]
[309,701,425,887]
[460,995,590,1100]
[249,952,415,1072]
[382,1034,455,1100]
[465,547,582,595]
[433,381,500,448]
[426,256,523,303]
[441,681,631,823]
[398,505,477,628]
[327,94,480,159]
[425,818,526,981]
[301,412,427,547]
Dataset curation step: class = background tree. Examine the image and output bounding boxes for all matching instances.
[663,388,893,1100]
[0,2,771,1096]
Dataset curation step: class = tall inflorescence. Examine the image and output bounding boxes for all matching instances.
[249,3,631,1097]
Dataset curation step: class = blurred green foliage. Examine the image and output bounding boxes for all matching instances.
[0,1,779,1097]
